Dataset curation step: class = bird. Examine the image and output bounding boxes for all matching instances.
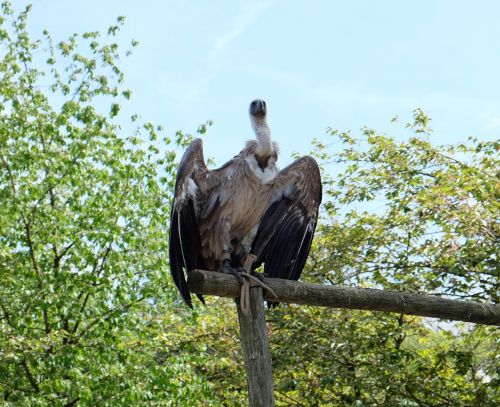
[169,99,322,308]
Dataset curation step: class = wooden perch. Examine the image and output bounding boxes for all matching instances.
[188,269,500,326]
[236,287,275,407]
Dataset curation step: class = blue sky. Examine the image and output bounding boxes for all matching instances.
[26,0,500,166]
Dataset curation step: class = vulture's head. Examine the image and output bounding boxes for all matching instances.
[249,99,267,119]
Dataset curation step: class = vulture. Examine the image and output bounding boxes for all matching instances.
[169,99,322,308]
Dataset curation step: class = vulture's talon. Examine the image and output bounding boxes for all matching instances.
[221,261,245,285]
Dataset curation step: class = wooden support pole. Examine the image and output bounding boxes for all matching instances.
[187,269,500,326]
[236,287,275,407]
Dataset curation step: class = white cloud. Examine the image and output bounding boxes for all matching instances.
[312,85,500,116]
[312,86,398,107]
[311,85,500,139]
[161,0,276,108]
[208,0,275,64]
[483,116,500,129]
[157,75,210,106]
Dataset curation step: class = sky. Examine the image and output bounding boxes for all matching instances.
[25,0,500,167]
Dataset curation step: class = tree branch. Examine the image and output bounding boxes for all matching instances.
[1,302,41,394]
[75,296,145,342]
[22,219,50,334]
[21,359,39,393]
[67,242,113,337]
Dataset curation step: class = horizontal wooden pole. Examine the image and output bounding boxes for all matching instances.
[187,269,500,326]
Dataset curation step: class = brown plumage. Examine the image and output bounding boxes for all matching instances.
[169,100,322,307]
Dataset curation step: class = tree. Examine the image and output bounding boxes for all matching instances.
[310,112,498,303]
[0,3,216,405]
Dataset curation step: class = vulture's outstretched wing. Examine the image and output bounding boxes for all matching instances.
[251,156,322,281]
[169,138,207,307]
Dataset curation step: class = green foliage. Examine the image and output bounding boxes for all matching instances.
[0,3,216,405]
[269,307,499,406]
[0,2,498,406]
[312,113,498,302]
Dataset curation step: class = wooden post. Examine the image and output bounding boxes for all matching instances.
[236,286,275,407]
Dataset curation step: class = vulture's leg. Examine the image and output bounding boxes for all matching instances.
[242,254,278,298]
[220,256,277,298]
[223,254,278,315]
[241,254,265,281]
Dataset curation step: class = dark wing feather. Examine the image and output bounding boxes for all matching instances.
[169,138,207,307]
[251,156,321,282]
